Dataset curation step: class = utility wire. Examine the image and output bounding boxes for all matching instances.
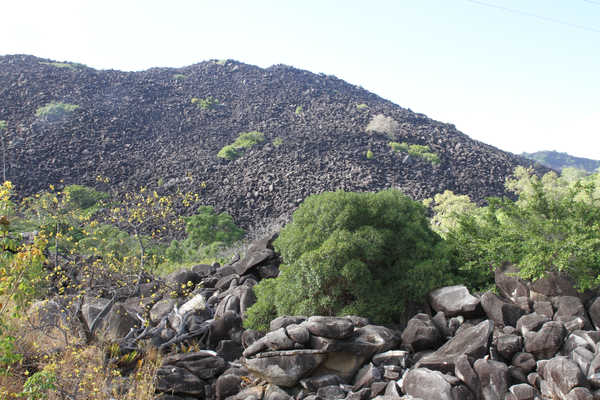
[465,0,600,33]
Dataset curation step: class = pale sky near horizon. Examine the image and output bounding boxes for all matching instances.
[2,1,599,159]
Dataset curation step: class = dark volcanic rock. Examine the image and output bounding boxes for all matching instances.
[0,55,547,230]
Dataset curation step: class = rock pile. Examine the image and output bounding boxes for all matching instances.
[0,54,547,230]
[30,232,600,400]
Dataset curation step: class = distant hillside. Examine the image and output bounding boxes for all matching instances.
[0,55,547,230]
[522,151,600,173]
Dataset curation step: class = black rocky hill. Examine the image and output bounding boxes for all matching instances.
[0,54,545,229]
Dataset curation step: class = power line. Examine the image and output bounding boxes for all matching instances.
[465,0,600,33]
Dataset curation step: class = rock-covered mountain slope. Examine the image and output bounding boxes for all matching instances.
[0,54,545,228]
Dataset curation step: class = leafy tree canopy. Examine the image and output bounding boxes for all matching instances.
[244,189,456,331]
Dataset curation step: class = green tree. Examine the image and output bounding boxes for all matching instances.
[445,167,600,291]
[244,190,456,331]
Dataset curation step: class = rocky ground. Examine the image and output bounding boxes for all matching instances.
[30,233,600,400]
[0,55,547,230]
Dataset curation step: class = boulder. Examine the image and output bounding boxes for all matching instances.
[243,349,327,387]
[511,352,537,375]
[401,368,454,400]
[150,298,177,325]
[401,313,441,352]
[215,374,242,400]
[473,359,509,400]
[553,296,592,331]
[481,292,524,328]
[529,271,578,299]
[495,263,530,306]
[454,354,480,397]
[304,316,354,339]
[417,319,494,373]
[270,315,307,331]
[428,285,481,318]
[587,297,600,331]
[539,356,588,398]
[507,383,538,400]
[372,350,409,368]
[516,312,550,336]
[496,334,523,361]
[523,321,567,360]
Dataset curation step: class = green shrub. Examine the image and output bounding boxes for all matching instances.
[273,137,284,147]
[35,102,79,122]
[366,150,374,159]
[356,103,368,110]
[389,142,440,164]
[191,96,219,110]
[295,105,303,115]
[217,131,265,160]
[173,74,187,81]
[40,61,86,70]
[444,167,600,291]
[244,190,456,331]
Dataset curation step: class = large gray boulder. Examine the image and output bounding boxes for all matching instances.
[481,292,524,328]
[539,356,588,398]
[553,296,592,331]
[474,359,509,400]
[401,368,454,400]
[428,285,481,318]
[523,321,567,360]
[401,313,441,352]
[243,349,327,387]
[416,319,494,373]
[304,316,355,339]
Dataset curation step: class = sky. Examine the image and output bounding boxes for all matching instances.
[2,0,599,159]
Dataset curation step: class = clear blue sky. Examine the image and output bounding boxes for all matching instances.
[3,0,599,159]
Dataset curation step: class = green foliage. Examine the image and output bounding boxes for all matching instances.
[0,121,6,131]
[424,190,478,238]
[295,105,303,115]
[40,61,86,70]
[356,103,368,110]
[244,190,456,330]
[273,137,284,147]
[389,142,440,164]
[173,74,187,81]
[444,167,600,291]
[217,131,265,160]
[366,149,374,159]
[164,206,244,264]
[191,96,219,110]
[35,102,79,122]
[0,334,22,376]
[21,368,57,400]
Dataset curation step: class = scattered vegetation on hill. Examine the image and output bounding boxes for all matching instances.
[191,96,219,110]
[39,61,87,70]
[35,102,80,122]
[389,141,440,164]
[217,131,265,160]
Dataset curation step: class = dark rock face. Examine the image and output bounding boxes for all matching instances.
[0,55,547,230]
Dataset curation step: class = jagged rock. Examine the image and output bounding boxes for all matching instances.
[383,365,402,380]
[506,383,538,400]
[454,354,480,396]
[300,374,342,392]
[166,269,202,289]
[372,350,409,368]
[162,351,227,380]
[215,374,242,400]
[473,359,509,400]
[286,324,310,345]
[512,352,537,374]
[102,303,140,341]
[539,356,587,398]
[265,384,293,400]
[270,315,307,331]
[496,334,523,361]
[516,313,551,336]
[523,321,567,360]
[353,363,382,390]
[208,310,243,347]
[216,340,243,362]
[243,327,295,358]
[243,349,327,387]
[316,385,346,400]
[346,388,371,400]
[533,301,554,319]
[191,264,217,277]
[481,292,524,328]
[416,319,494,373]
[553,296,592,331]
[384,381,401,398]
[586,352,600,388]
[150,298,177,325]
[305,316,355,339]
[401,368,454,400]
[428,285,481,318]
[155,365,206,396]
[565,387,594,400]
[233,248,276,276]
[401,313,441,352]
[587,297,600,331]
